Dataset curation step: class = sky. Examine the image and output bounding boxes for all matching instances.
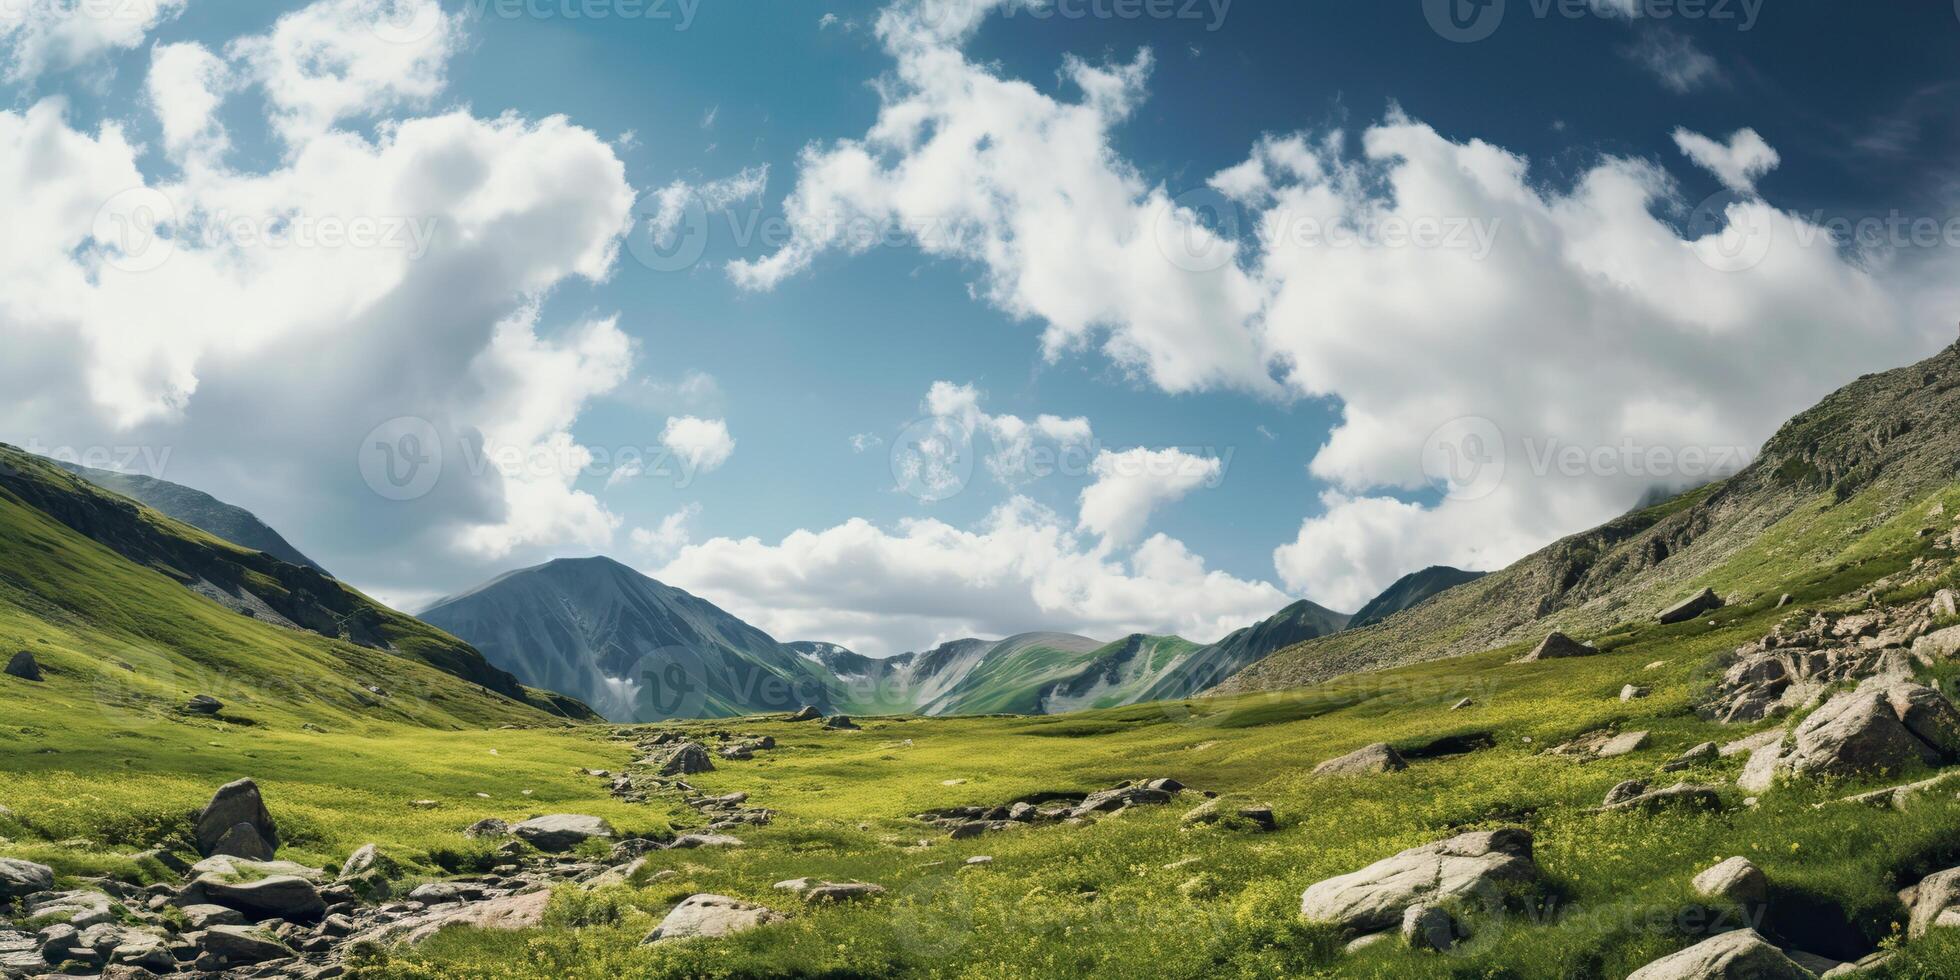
[4,0,1959,656]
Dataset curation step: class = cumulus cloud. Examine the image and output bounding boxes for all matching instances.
[630,503,701,563]
[0,0,186,83]
[1077,447,1221,548]
[0,0,640,600]
[661,416,736,474]
[229,0,458,145]
[1673,127,1780,195]
[655,497,1289,656]
[645,165,769,251]
[916,381,1093,489]
[1622,28,1721,94]
[742,0,1951,610]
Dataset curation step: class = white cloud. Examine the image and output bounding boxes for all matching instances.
[645,165,769,250]
[1673,127,1780,195]
[0,0,186,83]
[917,381,1093,489]
[661,416,736,473]
[229,0,459,145]
[1077,447,1220,548]
[0,0,639,599]
[850,432,884,453]
[655,497,1288,656]
[630,503,700,563]
[147,42,234,165]
[746,0,1952,611]
[1622,29,1720,94]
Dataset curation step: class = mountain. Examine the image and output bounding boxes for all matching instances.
[420,557,836,722]
[57,461,327,573]
[0,444,591,727]
[1217,340,1960,695]
[1346,566,1486,629]
[1137,598,1350,700]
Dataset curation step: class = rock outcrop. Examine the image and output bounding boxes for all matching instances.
[4,650,41,682]
[511,815,616,852]
[1516,632,1594,662]
[1658,588,1724,625]
[1624,929,1812,979]
[1313,743,1408,777]
[643,894,783,943]
[194,779,280,859]
[1299,828,1537,935]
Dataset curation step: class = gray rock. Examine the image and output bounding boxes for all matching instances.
[1603,780,1649,807]
[787,706,822,721]
[338,843,384,880]
[179,904,245,930]
[1905,866,1960,938]
[643,894,783,943]
[1914,625,1960,661]
[1779,683,1957,780]
[510,814,615,852]
[347,889,550,946]
[667,833,744,849]
[1658,588,1724,625]
[1932,589,1959,619]
[1070,785,1173,816]
[195,779,279,858]
[1664,742,1721,772]
[1621,684,1652,702]
[1299,828,1537,933]
[108,931,175,972]
[1597,782,1725,814]
[1313,743,1408,777]
[1450,697,1474,710]
[191,924,293,966]
[4,650,42,682]
[185,694,224,715]
[464,818,510,839]
[1596,730,1651,758]
[803,882,885,903]
[823,715,861,730]
[211,822,276,861]
[1693,858,1768,907]
[1737,735,1785,793]
[656,743,716,776]
[1625,929,1812,979]
[0,858,53,899]
[182,874,325,922]
[1517,632,1595,662]
[1401,903,1457,951]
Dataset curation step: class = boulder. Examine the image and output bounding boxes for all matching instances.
[1299,828,1537,934]
[182,874,325,922]
[1659,588,1724,625]
[107,931,174,972]
[464,818,510,839]
[1517,632,1595,662]
[1737,736,1785,793]
[178,904,245,930]
[803,882,885,903]
[4,650,41,682]
[194,779,279,859]
[190,925,294,966]
[787,706,822,721]
[643,894,783,943]
[511,814,615,852]
[184,694,224,715]
[1625,929,1812,979]
[349,889,551,946]
[27,890,117,927]
[718,744,753,761]
[1693,858,1769,907]
[1596,783,1724,814]
[1914,625,1960,661]
[0,858,53,899]
[1313,743,1408,777]
[1070,785,1173,816]
[1905,866,1960,938]
[1401,904,1458,952]
[823,715,861,730]
[1621,685,1652,702]
[1664,742,1720,772]
[656,743,716,776]
[1596,730,1651,758]
[1778,683,1956,780]
[1932,589,1958,619]
[1603,780,1649,807]
[668,833,744,849]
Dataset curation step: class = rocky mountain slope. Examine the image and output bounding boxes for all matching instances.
[419,557,834,723]
[0,444,590,727]
[56,462,327,573]
[1346,566,1484,629]
[1218,340,1960,695]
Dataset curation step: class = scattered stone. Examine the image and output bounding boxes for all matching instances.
[1180,799,1275,831]
[803,882,885,903]
[4,650,41,682]
[1299,828,1537,934]
[718,744,753,761]
[511,815,615,852]
[1777,682,1960,781]
[1693,857,1768,907]
[1905,866,1960,938]
[1602,780,1648,807]
[1313,743,1408,777]
[1597,730,1651,758]
[1646,660,1668,671]
[1932,589,1959,619]
[653,742,716,776]
[643,894,783,943]
[668,833,744,849]
[1778,594,1794,608]
[191,925,293,967]
[1620,684,1651,702]
[1658,588,1724,625]
[1595,782,1724,814]
[1737,736,1786,793]
[1450,698,1473,711]
[350,890,551,946]
[1517,632,1595,662]
[1625,929,1812,980]
[966,856,993,866]
[195,778,280,859]
[185,694,224,715]
[28,890,117,927]
[1401,903,1458,952]
[0,858,53,899]
[1915,625,1960,661]
[464,818,510,839]
[1663,742,1720,772]
[788,706,822,721]
[823,715,861,730]
[183,874,326,922]
[179,904,246,930]
[1344,932,1391,954]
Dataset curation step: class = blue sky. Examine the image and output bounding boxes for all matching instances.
[4,0,1958,654]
